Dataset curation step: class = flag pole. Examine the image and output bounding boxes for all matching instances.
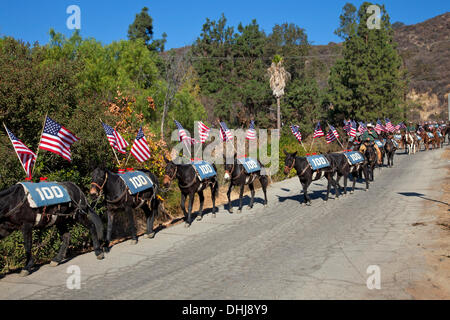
[31,112,48,178]
[99,118,121,167]
[309,137,315,153]
[327,121,345,150]
[3,122,29,178]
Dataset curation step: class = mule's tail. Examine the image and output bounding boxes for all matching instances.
[88,208,104,242]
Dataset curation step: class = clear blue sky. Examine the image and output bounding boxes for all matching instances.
[0,1,448,49]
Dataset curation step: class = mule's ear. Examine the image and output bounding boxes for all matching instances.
[293,151,297,157]
[234,152,237,158]
[163,155,170,164]
[283,149,288,156]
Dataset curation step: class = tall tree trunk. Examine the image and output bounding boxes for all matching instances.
[277,97,281,131]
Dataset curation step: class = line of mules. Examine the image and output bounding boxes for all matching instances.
[1,128,446,276]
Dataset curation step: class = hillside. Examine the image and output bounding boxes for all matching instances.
[393,12,450,120]
[307,12,449,120]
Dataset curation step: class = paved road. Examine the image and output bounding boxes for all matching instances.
[0,147,447,299]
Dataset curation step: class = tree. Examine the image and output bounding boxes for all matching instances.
[328,2,407,123]
[128,7,167,52]
[267,55,290,130]
[334,3,357,40]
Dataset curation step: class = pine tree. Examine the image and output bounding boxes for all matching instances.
[328,2,407,123]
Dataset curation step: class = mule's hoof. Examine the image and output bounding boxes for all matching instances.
[350,191,354,194]
[49,261,59,267]
[301,202,306,206]
[144,232,155,239]
[212,213,216,219]
[237,209,242,214]
[196,215,203,221]
[129,240,138,245]
[184,222,190,228]
[96,252,105,260]
[103,246,111,253]
[20,270,30,277]
[248,206,253,210]
[306,202,312,206]
[264,204,268,208]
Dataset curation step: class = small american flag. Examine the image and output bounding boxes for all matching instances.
[375,119,386,134]
[102,122,129,154]
[313,121,324,138]
[348,120,357,137]
[385,118,395,132]
[245,120,257,140]
[343,119,351,133]
[39,116,79,161]
[330,125,339,139]
[198,121,210,143]
[358,122,367,134]
[326,129,336,144]
[290,125,302,143]
[4,126,36,178]
[174,120,196,145]
[130,127,151,163]
[219,121,233,142]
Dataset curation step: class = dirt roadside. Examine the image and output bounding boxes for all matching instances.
[407,147,450,299]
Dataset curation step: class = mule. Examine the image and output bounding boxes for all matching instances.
[353,141,378,181]
[384,136,397,167]
[163,158,218,227]
[0,182,104,276]
[328,152,369,195]
[402,131,416,154]
[90,168,160,249]
[283,150,340,205]
[223,154,268,213]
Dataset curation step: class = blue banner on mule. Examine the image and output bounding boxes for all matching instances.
[416,134,422,141]
[192,161,216,180]
[306,155,330,171]
[374,140,384,148]
[394,134,402,140]
[392,140,399,148]
[20,182,71,208]
[119,171,154,195]
[427,132,434,139]
[237,157,261,173]
[344,151,365,165]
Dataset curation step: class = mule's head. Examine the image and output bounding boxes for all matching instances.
[163,156,177,188]
[223,153,236,181]
[90,167,107,197]
[283,150,297,175]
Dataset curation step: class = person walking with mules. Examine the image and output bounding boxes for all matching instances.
[359,123,382,165]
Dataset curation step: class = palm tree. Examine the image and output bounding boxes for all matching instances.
[267,55,290,131]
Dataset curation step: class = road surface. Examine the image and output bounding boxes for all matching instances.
[0,147,448,299]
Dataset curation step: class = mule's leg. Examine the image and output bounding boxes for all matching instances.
[237,183,245,213]
[210,181,217,217]
[248,182,255,209]
[196,190,204,221]
[105,210,114,252]
[21,223,34,276]
[302,180,312,205]
[260,175,268,207]
[180,193,187,218]
[226,182,233,213]
[351,171,357,193]
[79,212,104,259]
[51,223,71,266]
[143,203,156,239]
[343,172,348,195]
[126,206,138,244]
[185,193,195,227]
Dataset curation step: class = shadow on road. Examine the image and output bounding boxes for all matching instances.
[398,192,449,207]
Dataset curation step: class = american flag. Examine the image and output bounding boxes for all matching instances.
[197,121,210,143]
[330,125,339,139]
[326,129,336,144]
[358,122,367,134]
[4,126,36,178]
[313,121,324,138]
[130,127,151,163]
[290,125,302,143]
[343,119,351,133]
[375,119,386,134]
[245,120,257,140]
[39,116,79,161]
[219,121,233,142]
[102,122,129,154]
[385,118,395,132]
[399,122,406,129]
[348,120,357,137]
[174,120,196,145]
